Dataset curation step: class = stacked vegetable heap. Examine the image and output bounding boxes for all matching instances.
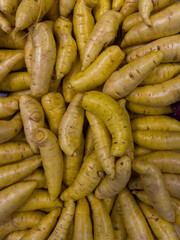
[0,0,180,239]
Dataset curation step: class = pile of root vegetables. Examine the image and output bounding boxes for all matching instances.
[0,0,180,239]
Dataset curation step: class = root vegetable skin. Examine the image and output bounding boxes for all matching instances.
[112,0,124,11]
[93,0,111,21]
[122,12,143,32]
[5,230,29,240]
[120,0,138,18]
[59,0,77,17]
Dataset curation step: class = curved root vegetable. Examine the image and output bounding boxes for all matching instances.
[0,0,20,14]
[63,135,84,186]
[62,56,81,103]
[20,208,61,240]
[46,0,59,21]
[95,155,131,199]
[85,126,94,156]
[139,201,179,240]
[93,0,111,21]
[126,74,180,107]
[173,223,180,239]
[48,200,75,240]
[33,128,63,200]
[11,129,26,142]
[140,63,180,85]
[134,146,154,157]
[0,29,26,49]
[60,151,103,201]
[82,91,130,157]
[73,0,96,62]
[0,155,41,189]
[103,51,162,99]
[0,211,45,239]
[133,190,152,206]
[122,12,142,32]
[0,72,30,92]
[133,161,175,222]
[121,3,180,47]
[120,0,138,18]
[17,189,62,212]
[23,168,46,189]
[82,10,123,71]
[59,0,77,17]
[131,115,180,132]
[172,198,180,226]
[103,197,116,214]
[0,12,11,33]
[112,0,124,11]
[58,93,84,156]
[24,34,32,75]
[69,45,125,93]
[87,193,115,240]
[126,101,173,115]
[86,111,115,177]
[73,198,93,240]
[15,0,53,31]
[0,97,19,119]
[41,92,66,136]
[0,181,37,223]
[111,193,127,240]
[30,22,56,97]
[118,188,154,240]
[66,219,74,240]
[6,230,29,240]
[138,0,175,27]
[54,17,77,90]
[127,35,180,62]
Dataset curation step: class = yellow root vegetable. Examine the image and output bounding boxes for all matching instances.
[0,181,37,223]
[0,0,20,14]
[126,101,173,115]
[121,3,180,47]
[112,0,124,11]
[17,189,62,212]
[124,44,145,55]
[120,0,138,18]
[82,10,123,71]
[82,91,130,157]
[0,72,30,92]
[134,145,154,157]
[103,196,116,214]
[20,208,61,240]
[111,193,127,240]
[24,34,32,75]
[60,151,103,201]
[58,93,84,156]
[0,211,45,239]
[172,197,180,226]
[73,198,93,240]
[23,168,46,189]
[126,74,180,107]
[54,17,77,89]
[86,111,115,177]
[6,230,29,240]
[95,156,131,199]
[118,188,154,240]
[66,219,74,240]
[0,12,11,33]
[59,0,76,17]
[0,29,26,49]
[122,12,142,32]
[0,155,41,189]
[103,51,162,99]
[73,0,96,62]
[46,0,59,21]
[133,161,175,222]
[8,89,36,101]
[133,190,152,206]
[41,92,66,136]
[69,45,125,92]
[63,135,84,186]
[11,129,26,142]
[30,22,56,97]
[133,130,180,150]
[0,50,25,71]
[48,200,75,240]
[33,128,63,200]
[93,0,111,21]
[127,35,180,62]
[87,193,115,240]
[173,223,180,239]
[85,126,94,156]
[19,94,45,153]
[62,56,82,103]
[140,63,180,85]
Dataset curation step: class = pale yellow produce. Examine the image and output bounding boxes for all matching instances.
[48,200,75,240]
[11,129,26,142]
[85,126,94,156]
[0,181,37,223]
[54,17,77,90]
[172,198,180,226]
[87,193,115,240]
[6,230,29,240]
[60,151,103,201]
[103,196,116,214]
[30,22,56,96]
[122,12,142,32]
[0,72,30,92]
[20,208,61,240]
[69,45,125,92]
[66,219,74,240]
[103,51,162,99]
[73,198,93,240]
[93,0,111,21]
[120,0,138,18]
[0,29,26,49]
[112,0,124,11]
[3,12,15,26]
[41,92,66,136]
[86,111,115,177]
[0,155,41,189]
[8,90,35,101]
[82,10,123,71]
[95,156,131,199]
[59,0,77,17]
[133,161,175,222]
[82,91,130,157]
[23,168,46,189]
[173,224,180,239]
[0,211,45,239]
[17,189,62,212]
[33,128,63,200]
[0,50,25,71]
[24,34,32,75]
[124,44,145,55]
[58,93,84,156]
[0,12,11,33]
[19,94,45,153]
[134,145,154,157]
[46,0,59,21]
